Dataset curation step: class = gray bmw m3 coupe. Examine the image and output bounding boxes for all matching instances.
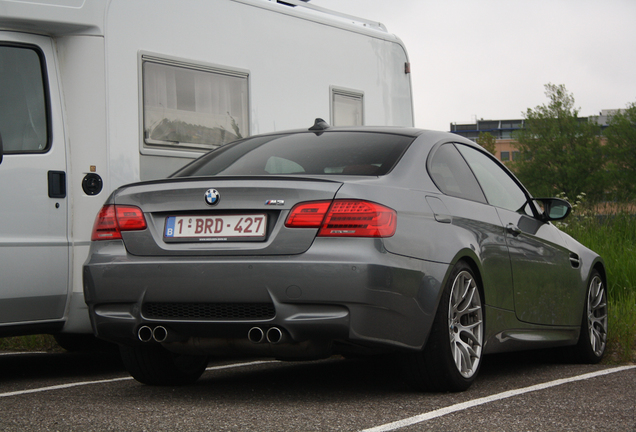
[83,120,607,391]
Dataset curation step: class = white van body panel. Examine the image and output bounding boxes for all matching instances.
[0,31,69,326]
[0,0,413,337]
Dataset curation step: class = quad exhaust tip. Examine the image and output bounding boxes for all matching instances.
[152,326,168,343]
[138,325,288,344]
[138,326,153,342]
[247,326,286,344]
[266,327,284,344]
[247,327,265,343]
[137,325,169,343]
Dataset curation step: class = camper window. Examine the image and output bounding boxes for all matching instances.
[0,45,49,153]
[142,58,249,151]
[331,88,364,127]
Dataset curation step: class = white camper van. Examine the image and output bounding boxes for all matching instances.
[0,0,413,347]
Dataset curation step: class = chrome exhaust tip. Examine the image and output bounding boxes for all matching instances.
[248,327,265,343]
[137,326,153,342]
[266,327,284,344]
[152,326,168,343]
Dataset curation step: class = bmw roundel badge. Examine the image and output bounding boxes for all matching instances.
[204,188,220,206]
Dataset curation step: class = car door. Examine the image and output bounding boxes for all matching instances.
[0,33,69,325]
[426,142,515,312]
[455,143,581,326]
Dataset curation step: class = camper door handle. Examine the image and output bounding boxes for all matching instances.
[48,170,66,199]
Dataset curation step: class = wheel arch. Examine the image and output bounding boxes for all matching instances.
[591,260,607,288]
[445,251,487,338]
[571,257,608,363]
[578,257,608,321]
[446,249,485,300]
[402,249,486,392]
[420,250,485,352]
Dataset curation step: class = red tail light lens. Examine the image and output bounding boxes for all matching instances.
[92,205,120,241]
[115,206,147,231]
[286,200,396,238]
[91,205,147,241]
[285,201,332,228]
[319,200,396,237]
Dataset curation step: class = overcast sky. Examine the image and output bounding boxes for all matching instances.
[313,0,636,131]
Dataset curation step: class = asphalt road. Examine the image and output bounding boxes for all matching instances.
[1,348,634,431]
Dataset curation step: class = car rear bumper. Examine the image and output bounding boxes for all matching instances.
[83,238,449,356]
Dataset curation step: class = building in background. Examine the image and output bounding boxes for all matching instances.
[450,110,617,162]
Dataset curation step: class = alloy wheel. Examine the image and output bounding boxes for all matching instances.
[448,270,483,378]
[587,275,608,357]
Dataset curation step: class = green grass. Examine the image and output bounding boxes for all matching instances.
[0,334,62,352]
[606,292,636,363]
[559,207,636,363]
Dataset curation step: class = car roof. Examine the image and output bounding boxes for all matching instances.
[244,124,472,146]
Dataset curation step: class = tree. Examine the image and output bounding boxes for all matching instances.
[603,102,636,201]
[511,84,605,201]
[476,131,497,155]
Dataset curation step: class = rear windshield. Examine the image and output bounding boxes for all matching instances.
[172,131,415,177]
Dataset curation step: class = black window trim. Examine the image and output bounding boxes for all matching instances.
[426,140,487,204]
[0,41,52,155]
[427,140,539,218]
[452,141,541,218]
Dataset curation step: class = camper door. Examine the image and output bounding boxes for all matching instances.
[0,32,70,327]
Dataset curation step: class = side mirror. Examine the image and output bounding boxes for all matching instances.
[534,197,572,221]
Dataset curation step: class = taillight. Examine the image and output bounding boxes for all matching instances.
[285,201,332,228]
[91,205,147,241]
[286,200,396,238]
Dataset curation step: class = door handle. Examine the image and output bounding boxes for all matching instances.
[48,170,66,198]
[506,223,522,236]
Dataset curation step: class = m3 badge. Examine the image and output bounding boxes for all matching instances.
[265,200,285,206]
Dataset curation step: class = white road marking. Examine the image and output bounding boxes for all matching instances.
[0,376,133,398]
[360,365,636,432]
[205,360,278,372]
[2,353,633,432]
[0,359,277,398]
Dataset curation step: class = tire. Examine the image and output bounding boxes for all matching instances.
[572,270,608,363]
[119,344,208,386]
[404,262,484,392]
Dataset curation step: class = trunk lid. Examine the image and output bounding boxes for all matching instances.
[113,177,343,256]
